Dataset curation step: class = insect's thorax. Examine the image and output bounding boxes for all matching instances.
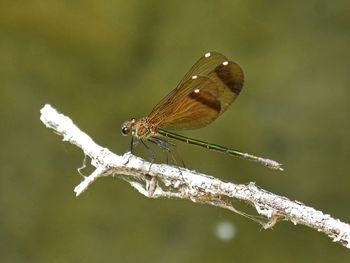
[134,117,157,139]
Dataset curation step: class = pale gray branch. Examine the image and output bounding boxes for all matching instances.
[40,104,350,249]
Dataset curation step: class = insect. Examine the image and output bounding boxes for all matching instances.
[121,52,283,171]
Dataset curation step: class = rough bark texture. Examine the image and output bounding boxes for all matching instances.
[40,104,350,249]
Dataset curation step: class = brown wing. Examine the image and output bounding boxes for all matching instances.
[151,77,221,129]
[208,60,244,115]
[148,52,244,130]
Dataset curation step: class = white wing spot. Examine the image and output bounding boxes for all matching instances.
[192,75,198,79]
[194,89,200,93]
[222,61,229,66]
[204,52,211,58]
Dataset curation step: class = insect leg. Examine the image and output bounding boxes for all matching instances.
[149,137,186,167]
[130,136,140,154]
[140,139,156,162]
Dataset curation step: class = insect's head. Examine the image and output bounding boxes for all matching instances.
[121,118,137,136]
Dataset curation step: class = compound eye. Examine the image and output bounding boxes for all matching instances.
[121,126,129,136]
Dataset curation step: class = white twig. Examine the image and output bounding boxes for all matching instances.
[40,104,350,249]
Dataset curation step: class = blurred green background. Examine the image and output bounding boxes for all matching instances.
[1,0,350,262]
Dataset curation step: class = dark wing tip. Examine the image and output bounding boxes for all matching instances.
[214,61,244,96]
